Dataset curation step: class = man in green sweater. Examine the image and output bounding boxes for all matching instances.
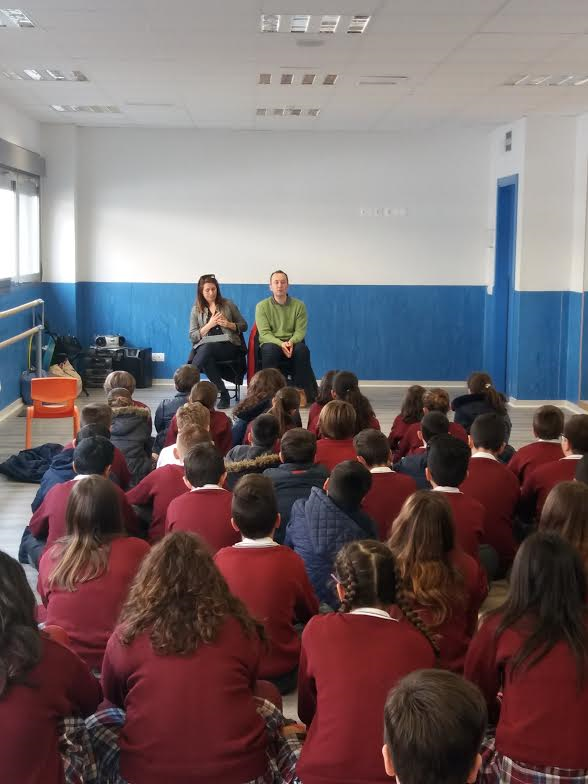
[255,270,317,403]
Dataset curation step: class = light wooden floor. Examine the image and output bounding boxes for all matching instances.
[0,383,558,717]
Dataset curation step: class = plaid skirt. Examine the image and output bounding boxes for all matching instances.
[479,734,588,784]
[58,716,99,784]
[83,698,305,784]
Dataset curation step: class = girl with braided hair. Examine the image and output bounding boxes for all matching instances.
[295,540,437,784]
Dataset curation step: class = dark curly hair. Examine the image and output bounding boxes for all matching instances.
[0,552,42,698]
[233,368,285,418]
[118,532,265,655]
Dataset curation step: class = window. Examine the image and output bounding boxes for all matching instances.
[0,167,40,285]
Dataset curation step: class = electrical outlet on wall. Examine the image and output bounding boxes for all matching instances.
[152,353,165,362]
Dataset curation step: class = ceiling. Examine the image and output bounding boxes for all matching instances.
[2,0,588,132]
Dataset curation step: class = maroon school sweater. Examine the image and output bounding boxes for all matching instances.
[520,457,580,521]
[396,420,468,459]
[307,402,324,435]
[215,544,319,677]
[405,548,487,673]
[388,415,416,460]
[38,537,150,670]
[314,438,356,472]
[297,612,436,784]
[434,490,486,561]
[465,613,588,768]
[459,456,520,567]
[508,441,563,485]
[361,471,417,540]
[165,410,232,456]
[63,440,131,490]
[165,487,239,553]
[102,617,268,784]
[29,478,140,551]
[126,464,188,542]
[0,636,100,784]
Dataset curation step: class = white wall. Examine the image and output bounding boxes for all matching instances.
[63,127,491,286]
[572,113,588,292]
[0,100,40,153]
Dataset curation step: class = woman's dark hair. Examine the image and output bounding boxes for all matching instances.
[333,540,439,658]
[195,274,225,312]
[119,532,265,654]
[388,491,465,626]
[539,482,588,572]
[467,372,507,416]
[400,385,426,424]
[494,532,588,683]
[316,370,339,405]
[269,387,300,437]
[332,371,375,433]
[0,551,42,698]
[49,476,125,591]
[234,368,285,418]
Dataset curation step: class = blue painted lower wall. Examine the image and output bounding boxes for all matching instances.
[0,283,44,410]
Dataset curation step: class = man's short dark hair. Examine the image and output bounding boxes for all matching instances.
[232,474,278,538]
[576,454,588,486]
[174,364,201,394]
[384,669,487,784]
[73,436,114,475]
[328,460,372,509]
[564,414,588,454]
[251,414,280,449]
[533,405,564,441]
[80,402,112,430]
[270,269,288,283]
[421,411,450,444]
[280,428,316,464]
[470,412,506,452]
[427,435,470,488]
[184,443,225,488]
[353,429,390,467]
[75,423,111,445]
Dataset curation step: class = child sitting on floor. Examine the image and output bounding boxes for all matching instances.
[231,368,286,447]
[394,411,450,490]
[152,364,200,457]
[508,405,564,484]
[215,474,318,694]
[243,386,301,444]
[104,370,151,424]
[225,414,281,490]
[314,400,358,472]
[164,380,233,457]
[108,388,152,486]
[395,387,468,460]
[388,385,425,460]
[157,401,211,468]
[331,370,380,434]
[307,370,338,435]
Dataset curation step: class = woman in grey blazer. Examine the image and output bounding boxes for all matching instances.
[189,274,247,408]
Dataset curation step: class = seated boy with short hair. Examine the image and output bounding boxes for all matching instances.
[520,413,588,522]
[394,411,450,490]
[215,474,319,694]
[460,413,520,578]
[225,414,281,489]
[382,669,487,784]
[354,428,416,541]
[157,402,211,468]
[127,426,210,543]
[263,428,328,543]
[508,404,564,485]
[286,460,377,605]
[153,364,200,456]
[426,434,486,562]
[25,437,140,567]
[104,370,151,425]
[165,442,239,553]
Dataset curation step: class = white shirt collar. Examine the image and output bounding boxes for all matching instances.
[537,439,562,444]
[562,454,583,460]
[433,486,462,494]
[471,451,498,461]
[234,536,278,548]
[349,607,397,621]
[73,474,90,481]
[190,484,225,492]
[370,466,392,474]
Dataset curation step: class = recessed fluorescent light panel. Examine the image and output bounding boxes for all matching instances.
[280,73,294,85]
[302,73,316,85]
[50,104,120,113]
[258,71,337,86]
[3,68,88,81]
[260,14,280,32]
[348,15,370,33]
[257,106,321,118]
[505,74,588,87]
[0,8,35,27]
[323,73,337,85]
[258,73,271,84]
[320,15,340,33]
[290,14,310,33]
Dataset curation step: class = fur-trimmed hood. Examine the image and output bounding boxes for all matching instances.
[225,452,280,474]
[110,405,150,419]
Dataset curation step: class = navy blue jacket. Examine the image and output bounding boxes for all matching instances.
[0,442,62,484]
[263,462,329,544]
[153,392,189,454]
[285,487,377,605]
[31,448,76,512]
[452,393,512,441]
[394,451,431,490]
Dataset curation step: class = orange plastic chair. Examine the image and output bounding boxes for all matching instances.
[25,377,80,449]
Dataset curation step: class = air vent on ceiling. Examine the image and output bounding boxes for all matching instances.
[302,73,316,85]
[50,105,120,113]
[0,8,35,27]
[3,68,88,81]
[505,74,588,87]
[258,73,271,85]
[258,71,337,86]
[281,73,293,85]
[358,75,408,86]
[257,106,321,118]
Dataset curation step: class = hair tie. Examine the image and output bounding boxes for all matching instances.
[485,383,491,389]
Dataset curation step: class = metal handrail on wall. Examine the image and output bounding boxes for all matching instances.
[0,298,44,375]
